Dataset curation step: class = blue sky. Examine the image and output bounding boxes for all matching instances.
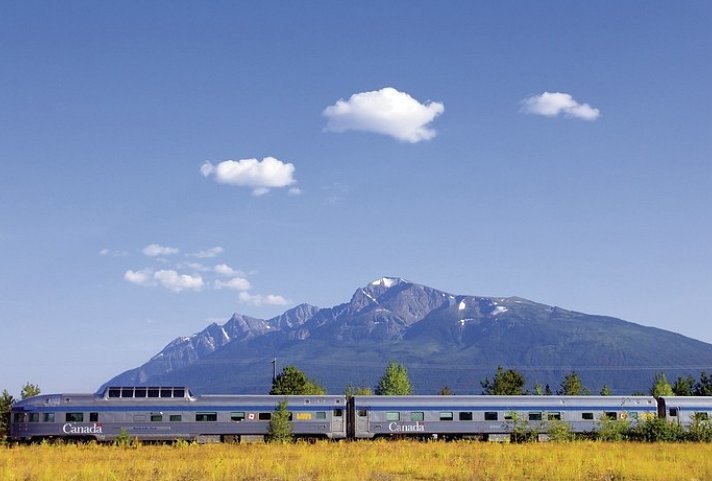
[2,1,710,395]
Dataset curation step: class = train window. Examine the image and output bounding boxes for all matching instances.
[231,412,245,422]
[90,413,99,422]
[148,388,160,398]
[459,412,473,421]
[173,388,185,398]
[357,409,367,417]
[668,408,678,417]
[440,412,454,421]
[484,412,498,421]
[386,412,400,421]
[151,414,163,422]
[43,413,55,423]
[410,412,424,422]
[504,413,514,421]
[170,415,182,422]
[134,388,147,398]
[528,412,542,421]
[28,413,39,423]
[108,388,120,398]
[315,412,327,420]
[196,413,218,422]
[582,413,594,420]
[258,412,271,421]
[160,388,172,398]
[13,413,26,423]
[604,412,617,420]
[548,412,561,421]
[121,387,133,398]
[334,409,343,417]
[66,413,84,422]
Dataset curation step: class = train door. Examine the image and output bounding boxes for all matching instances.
[331,406,345,438]
[352,404,370,438]
[10,412,28,440]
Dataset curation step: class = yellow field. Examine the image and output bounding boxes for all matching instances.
[2,441,712,481]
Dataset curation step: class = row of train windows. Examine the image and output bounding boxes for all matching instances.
[662,408,709,418]
[147,411,335,422]
[380,411,627,422]
[107,387,186,398]
[13,411,335,423]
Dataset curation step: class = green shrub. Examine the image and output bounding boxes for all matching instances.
[632,417,685,442]
[266,400,293,444]
[547,419,575,442]
[596,416,631,441]
[507,412,537,443]
[114,428,132,447]
[687,418,712,442]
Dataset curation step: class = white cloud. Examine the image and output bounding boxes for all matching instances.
[189,246,224,259]
[100,248,128,257]
[124,269,155,287]
[238,291,290,306]
[124,268,203,292]
[520,92,601,121]
[180,262,211,272]
[323,87,444,143]
[288,187,302,196]
[201,157,297,195]
[214,277,252,291]
[142,244,179,257]
[154,270,204,292]
[214,263,240,277]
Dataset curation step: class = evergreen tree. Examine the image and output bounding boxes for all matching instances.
[480,366,526,395]
[375,361,412,395]
[20,382,40,400]
[694,371,712,396]
[650,372,674,397]
[344,384,372,397]
[558,371,584,395]
[0,390,14,445]
[266,400,293,443]
[439,385,454,395]
[270,365,326,395]
[672,375,695,396]
[600,385,612,396]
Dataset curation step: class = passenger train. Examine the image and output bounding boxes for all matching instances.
[8,386,711,443]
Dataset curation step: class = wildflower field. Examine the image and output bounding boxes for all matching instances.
[2,440,712,481]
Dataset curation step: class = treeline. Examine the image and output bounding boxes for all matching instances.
[4,365,712,443]
[269,361,413,396]
[270,362,712,398]
[0,383,40,445]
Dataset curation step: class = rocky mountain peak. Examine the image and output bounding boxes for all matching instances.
[103,276,712,396]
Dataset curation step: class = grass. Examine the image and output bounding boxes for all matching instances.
[3,440,712,481]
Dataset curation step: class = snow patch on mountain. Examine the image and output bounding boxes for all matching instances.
[370,277,406,288]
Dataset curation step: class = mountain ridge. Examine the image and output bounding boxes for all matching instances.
[103,277,712,394]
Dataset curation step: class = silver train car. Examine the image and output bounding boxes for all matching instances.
[10,386,347,443]
[11,387,687,443]
[350,395,657,439]
[657,396,712,428]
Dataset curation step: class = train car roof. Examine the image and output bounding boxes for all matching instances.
[657,396,712,409]
[352,395,657,409]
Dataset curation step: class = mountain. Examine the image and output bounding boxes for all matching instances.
[103,277,712,395]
